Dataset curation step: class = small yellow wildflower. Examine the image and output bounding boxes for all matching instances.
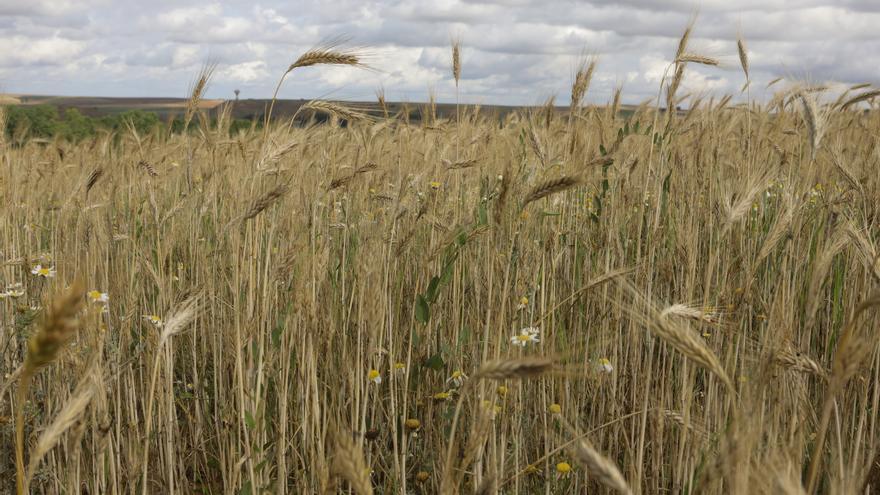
[429,181,441,190]
[368,369,382,385]
[404,418,421,431]
[415,471,430,483]
[496,385,508,397]
[548,403,562,415]
[517,296,529,310]
[481,400,502,416]
[556,462,572,475]
[432,391,451,401]
[597,358,613,374]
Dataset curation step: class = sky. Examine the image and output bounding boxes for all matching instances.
[0,0,878,106]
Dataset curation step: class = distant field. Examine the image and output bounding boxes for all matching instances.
[2,93,639,123]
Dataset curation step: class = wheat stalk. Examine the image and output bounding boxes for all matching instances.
[569,56,597,117]
[473,356,556,381]
[452,38,462,87]
[737,36,750,81]
[839,89,880,110]
[796,91,825,161]
[329,429,373,495]
[85,167,103,195]
[675,53,720,66]
[184,62,217,129]
[15,281,86,495]
[304,100,373,123]
[25,362,100,489]
[806,292,880,492]
[521,176,581,208]
[569,439,634,494]
[242,184,290,221]
[620,281,734,392]
[289,39,364,71]
[140,293,201,495]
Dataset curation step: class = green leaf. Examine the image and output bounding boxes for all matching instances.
[244,411,256,430]
[440,251,459,286]
[239,481,252,495]
[423,353,446,371]
[477,200,488,226]
[415,295,430,324]
[426,276,441,303]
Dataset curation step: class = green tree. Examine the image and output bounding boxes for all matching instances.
[61,108,96,142]
[101,110,160,134]
[4,105,60,139]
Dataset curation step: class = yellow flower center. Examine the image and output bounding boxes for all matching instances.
[38,268,50,276]
[517,334,531,342]
[368,369,380,380]
[549,403,562,414]
[556,462,572,474]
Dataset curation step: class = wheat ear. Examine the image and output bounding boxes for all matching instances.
[15,281,85,495]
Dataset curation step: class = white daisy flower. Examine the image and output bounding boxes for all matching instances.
[31,265,56,278]
[368,369,382,385]
[516,296,529,311]
[143,315,163,327]
[597,358,613,374]
[88,290,110,304]
[510,327,540,347]
[446,370,468,387]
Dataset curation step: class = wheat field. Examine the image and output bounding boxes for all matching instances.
[2,29,880,495]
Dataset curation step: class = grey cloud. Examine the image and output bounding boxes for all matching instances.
[0,0,878,105]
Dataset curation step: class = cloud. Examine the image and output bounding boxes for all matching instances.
[0,0,878,104]
[0,35,86,67]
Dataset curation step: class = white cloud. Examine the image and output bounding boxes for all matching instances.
[222,60,270,82]
[0,35,86,67]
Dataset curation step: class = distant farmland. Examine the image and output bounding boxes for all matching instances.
[2,93,640,124]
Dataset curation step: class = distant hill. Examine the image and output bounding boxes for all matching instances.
[2,94,640,123]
